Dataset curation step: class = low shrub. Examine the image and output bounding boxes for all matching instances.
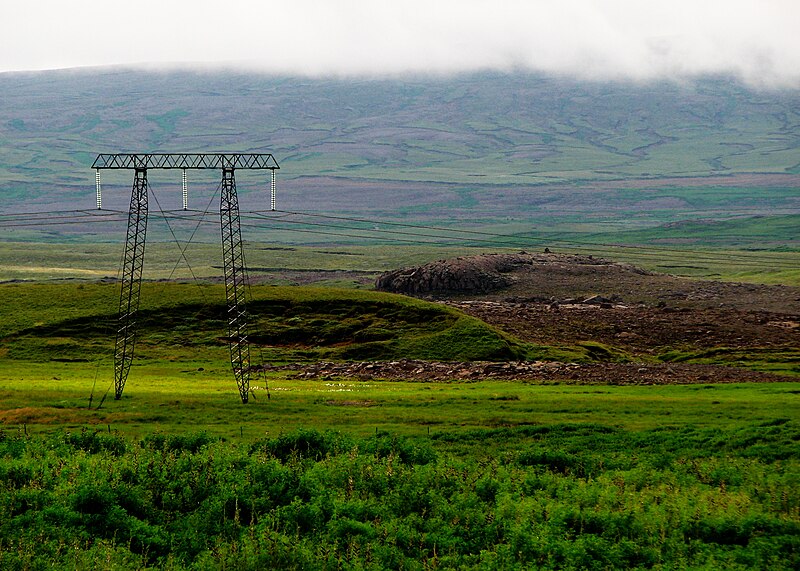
[0,426,797,570]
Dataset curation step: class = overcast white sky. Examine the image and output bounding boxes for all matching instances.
[2,0,799,87]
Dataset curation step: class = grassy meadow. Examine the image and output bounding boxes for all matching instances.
[1,370,798,569]
[0,238,798,286]
[0,279,799,569]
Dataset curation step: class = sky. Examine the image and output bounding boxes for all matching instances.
[2,0,799,88]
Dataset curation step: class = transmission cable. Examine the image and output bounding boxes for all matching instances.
[163,184,222,285]
[0,210,129,228]
[262,209,800,265]
[149,182,205,289]
[144,211,799,272]
[1,206,797,271]
[233,211,800,271]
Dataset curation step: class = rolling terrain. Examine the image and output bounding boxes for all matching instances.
[1,69,799,569]
[0,277,798,569]
[0,69,798,244]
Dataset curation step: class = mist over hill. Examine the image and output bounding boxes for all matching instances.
[0,69,798,237]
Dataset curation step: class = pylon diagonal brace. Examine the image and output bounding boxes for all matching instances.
[220,168,252,404]
[114,168,148,400]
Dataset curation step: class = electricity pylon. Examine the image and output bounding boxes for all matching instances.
[93,153,279,403]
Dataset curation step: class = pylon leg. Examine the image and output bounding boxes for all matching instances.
[114,168,148,399]
[220,168,251,403]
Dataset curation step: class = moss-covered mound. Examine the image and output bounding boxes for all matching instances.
[2,283,531,363]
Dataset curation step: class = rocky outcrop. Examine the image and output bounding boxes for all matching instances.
[375,258,509,295]
[375,252,639,296]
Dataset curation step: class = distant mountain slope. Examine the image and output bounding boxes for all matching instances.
[0,69,798,231]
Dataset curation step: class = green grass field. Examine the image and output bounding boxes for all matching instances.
[0,280,796,439]
[1,359,797,440]
[1,367,798,569]
[1,238,798,286]
[1,280,799,569]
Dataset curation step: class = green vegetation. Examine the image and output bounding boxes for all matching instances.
[659,347,800,377]
[589,214,800,249]
[1,71,798,251]
[0,278,798,569]
[0,282,533,365]
[0,389,798,570]
[0,281,664,371]
[1,238,798,287]
[2,69,798,568]
[2,355,797,438]
[0,242,500,282]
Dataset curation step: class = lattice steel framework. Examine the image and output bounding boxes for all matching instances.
[95,153,279,403]
[220,168,252,403]
[114,168,148,399]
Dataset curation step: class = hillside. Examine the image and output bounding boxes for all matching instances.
[0,283,530,365]
[0,69,798,241]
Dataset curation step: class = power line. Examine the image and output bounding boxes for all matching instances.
[0,210,129,227]
[163,180,222,283]
[234,213,798,270]
[262,209,800,264]
[0,208,127,218]
[234,211,800,270]
[148,182,205,287]
[4,209,794,271]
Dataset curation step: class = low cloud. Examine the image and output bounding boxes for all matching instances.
[3,0,799,88]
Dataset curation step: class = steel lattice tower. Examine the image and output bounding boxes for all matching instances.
[114,167,148,399]
[220,167,252,403]
[93,153,279,403]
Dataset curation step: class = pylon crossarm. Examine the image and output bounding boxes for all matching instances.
[93,153,279,170]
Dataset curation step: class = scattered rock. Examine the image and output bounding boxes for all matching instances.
[582,295,614,305]
[266,360,787,385]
